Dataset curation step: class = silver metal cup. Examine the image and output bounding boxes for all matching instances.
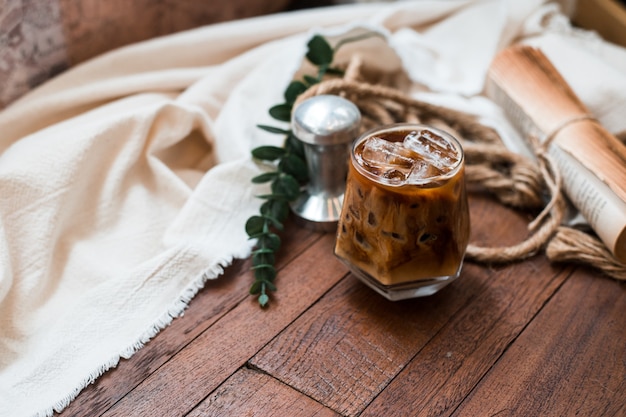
[290,95,361,232]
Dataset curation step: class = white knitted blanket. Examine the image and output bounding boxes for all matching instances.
[1,1,625,416]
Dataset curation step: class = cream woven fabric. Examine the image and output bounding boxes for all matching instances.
[1,1,624,416]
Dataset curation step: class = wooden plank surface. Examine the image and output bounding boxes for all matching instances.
[453,266,626,417]
[250,196,568,417]
[188,367,340,416]
[359,260,568,417]
[57,193,626,417]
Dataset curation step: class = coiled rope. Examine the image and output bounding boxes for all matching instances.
[295,59,626,280]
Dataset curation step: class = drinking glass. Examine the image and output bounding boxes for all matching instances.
[334,123,470,300]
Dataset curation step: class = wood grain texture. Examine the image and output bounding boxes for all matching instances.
[250,196,567,417]
[360,259,568,417]
[249,264,491,416]
[452,267,626,417]
[188,367,340,416]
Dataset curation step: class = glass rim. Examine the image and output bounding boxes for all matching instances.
[351,123,465,187]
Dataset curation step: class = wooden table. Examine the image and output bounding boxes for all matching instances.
[59,193,626,416]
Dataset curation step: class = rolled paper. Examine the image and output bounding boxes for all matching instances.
[487,45,626,263]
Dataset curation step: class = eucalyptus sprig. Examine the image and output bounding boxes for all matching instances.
[246,32,383,307]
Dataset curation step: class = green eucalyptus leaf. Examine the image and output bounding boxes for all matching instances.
[252,146,286,161]
[250,280,262,294]
[279,154,309,182]
[252,172,279,184]
[272,174,301,200]
[254,264,277,282]
[252,247,274,254]
[264,281,277,292]
[259,200,272,216]
[245,216,266,237]
[247,232,264,240]
[284,81,307,104]
[256,193,289,202]
[316,63,329,80]
[263,214,284,231]
[306,35,333,66]
[269,103,293,122]
[261,199,290,222]
[258,233,281,251]
[285,133,305,158]
[303,74,319,86]
[251,263,275,270]
[258,293,270,307]
[257,124,290,135]
[253,250,275,266]
[326,67,345,76]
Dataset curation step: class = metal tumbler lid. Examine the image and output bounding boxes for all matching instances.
[292,95,361,146]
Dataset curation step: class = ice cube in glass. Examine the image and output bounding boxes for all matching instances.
[334,123,470,300]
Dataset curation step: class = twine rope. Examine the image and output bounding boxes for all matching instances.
[296,65,626,281]
[543,114,599,148]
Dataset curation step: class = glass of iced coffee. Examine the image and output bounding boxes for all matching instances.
[334,123,470,300]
